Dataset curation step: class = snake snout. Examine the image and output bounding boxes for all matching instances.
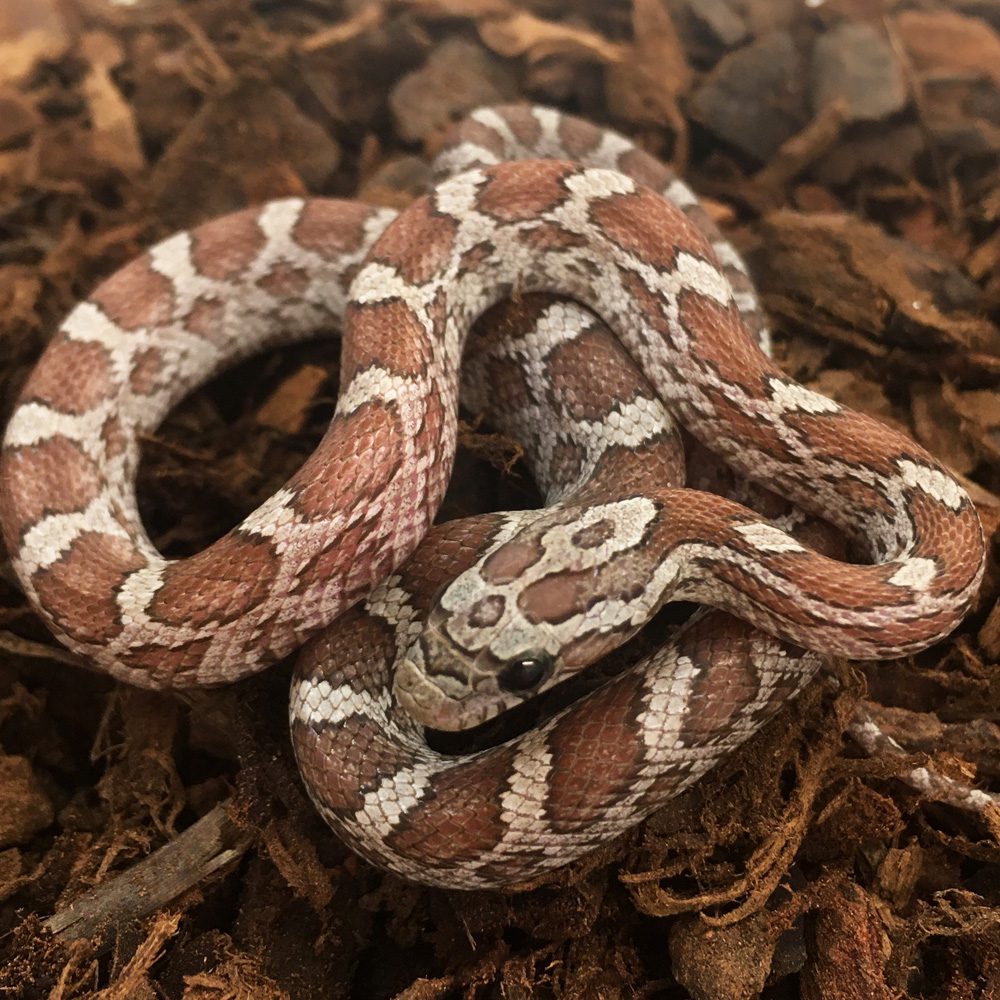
[392,634,475,731]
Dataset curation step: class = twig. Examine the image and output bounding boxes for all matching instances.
[752,99,847,194]
[45,802,252,943]
[0,630,85,667]
[171,8,236,87]
[299,3,385,53]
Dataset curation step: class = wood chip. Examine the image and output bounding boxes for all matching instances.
[895,10,1000,87]
[255,365,329,436]
[479,11,626,63]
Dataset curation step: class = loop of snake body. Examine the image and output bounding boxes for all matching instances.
[0,105,986,888]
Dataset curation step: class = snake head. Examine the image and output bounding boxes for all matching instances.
[392,497,677,731]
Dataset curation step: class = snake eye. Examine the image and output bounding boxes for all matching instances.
[498,652,553,693]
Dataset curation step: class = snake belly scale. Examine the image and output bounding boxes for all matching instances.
[0,105,985,888]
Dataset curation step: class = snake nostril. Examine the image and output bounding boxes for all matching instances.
[497,652,553,693]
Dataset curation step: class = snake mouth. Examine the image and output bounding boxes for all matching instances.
[423,603,690,755]
[421,649,632,754]
[394,667,530,732]
[395,600,696,745]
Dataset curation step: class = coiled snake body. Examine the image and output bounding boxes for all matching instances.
[0,106,985,888]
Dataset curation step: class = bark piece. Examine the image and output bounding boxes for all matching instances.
[690,32,807,161]
[390,37,518,146]
[151,79,340,230]
[811,22,907,122]
[0,755,54,848]
[753,210,1000,365]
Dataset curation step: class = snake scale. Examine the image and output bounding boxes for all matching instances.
[0,106,985,888]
